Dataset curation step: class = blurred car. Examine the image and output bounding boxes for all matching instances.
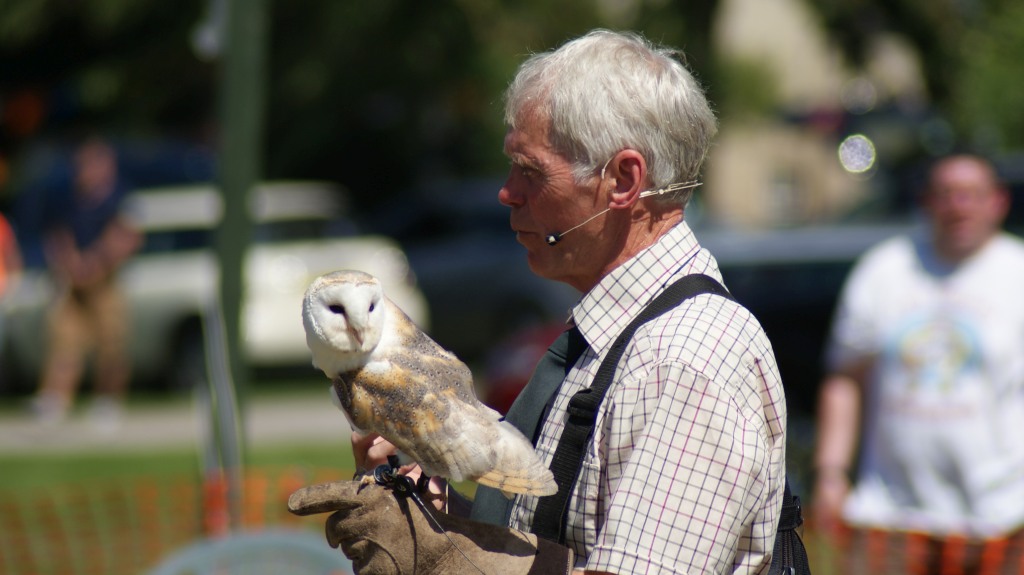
[370,177,581,365]
[0,181,429,393]
[480,220,915,418]
[481,321,565,414]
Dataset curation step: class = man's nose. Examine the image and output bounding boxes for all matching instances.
[498,179,522,207]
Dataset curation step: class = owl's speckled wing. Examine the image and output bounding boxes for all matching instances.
[332,299,556,496]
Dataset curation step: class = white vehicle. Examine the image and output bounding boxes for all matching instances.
[0,181,429,392]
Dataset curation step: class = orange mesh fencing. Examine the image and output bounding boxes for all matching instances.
[16,469,1024,575]
[804,523,1024,575]
[0,466,343,575]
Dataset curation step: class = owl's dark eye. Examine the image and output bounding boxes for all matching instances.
[329,304,346,316]
[369,302,375,313]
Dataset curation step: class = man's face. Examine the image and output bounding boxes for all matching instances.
[498,111,606,290]
[74,141,118,201]
[924,156,1009,263]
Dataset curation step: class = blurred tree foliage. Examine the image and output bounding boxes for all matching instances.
[0,0,215,139]
[1,0,1021,208]
[806,0,1024,151]
[260,0,719,207]
[0,0,715,209]
[952,0,1024,150]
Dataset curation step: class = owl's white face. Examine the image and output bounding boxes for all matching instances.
[302,270,386,375]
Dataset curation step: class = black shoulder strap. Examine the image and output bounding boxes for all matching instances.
[531,273,731,542]
[530,273,811,574]
[771,481,811,575]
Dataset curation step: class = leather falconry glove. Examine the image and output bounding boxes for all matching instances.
[288,480,573,575]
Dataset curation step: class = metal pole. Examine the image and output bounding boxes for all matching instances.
[214,0,268,528]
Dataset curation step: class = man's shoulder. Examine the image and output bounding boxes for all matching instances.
[860,233,914,261]
[632,283,785,421]
[661,272,762,329]
[977,233,1024,283]
[842,233,917,282]
[640,287,771,363]
[993,231,1024,257]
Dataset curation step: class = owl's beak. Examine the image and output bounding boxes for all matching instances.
[348,327,364,347]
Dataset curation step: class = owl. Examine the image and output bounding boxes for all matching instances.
[302,269,557,497]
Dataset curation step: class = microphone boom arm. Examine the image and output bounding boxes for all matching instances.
[545,180,701,246]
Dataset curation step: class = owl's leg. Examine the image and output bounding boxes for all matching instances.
[415,474,431,494]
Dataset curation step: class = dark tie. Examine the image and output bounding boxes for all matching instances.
[470,325,587,526]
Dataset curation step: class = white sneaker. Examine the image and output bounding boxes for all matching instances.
[29,394,69,426]
[87,396,124,434]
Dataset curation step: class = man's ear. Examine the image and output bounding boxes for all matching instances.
[606,150,647,210]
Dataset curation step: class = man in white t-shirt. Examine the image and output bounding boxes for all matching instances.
[812,154,1024,573]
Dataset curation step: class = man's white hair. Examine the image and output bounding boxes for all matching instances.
[504,29,717,206]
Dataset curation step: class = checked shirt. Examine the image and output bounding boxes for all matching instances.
[509,221,788,574]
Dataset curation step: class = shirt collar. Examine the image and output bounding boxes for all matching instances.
[572,220,720,355]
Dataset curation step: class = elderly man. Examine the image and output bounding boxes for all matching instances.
[290,29,788,574]
[812,154,1024,573]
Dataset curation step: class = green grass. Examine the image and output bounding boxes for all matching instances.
[0,443,355,493]
[0,449,200,491]
[0,377,352,490]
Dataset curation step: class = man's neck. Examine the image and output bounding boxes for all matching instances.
[933,232,997,267]
[579,209,683,292]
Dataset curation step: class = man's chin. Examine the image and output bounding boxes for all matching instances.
[525,250,555,280]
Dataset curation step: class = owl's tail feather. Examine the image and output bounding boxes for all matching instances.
[473,421,557,498]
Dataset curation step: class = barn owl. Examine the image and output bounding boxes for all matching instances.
[302,269,557,497]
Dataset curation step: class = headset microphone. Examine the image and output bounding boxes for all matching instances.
[544,180,701,246]
[545,208,611,245]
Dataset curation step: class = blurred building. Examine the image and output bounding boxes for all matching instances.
[703,0,931,229]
